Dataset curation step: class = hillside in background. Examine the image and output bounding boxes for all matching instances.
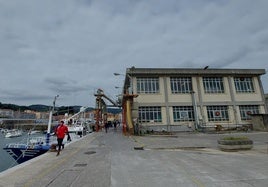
[0,102,121,114]
[0,102,29,111]
[28,104,50,112]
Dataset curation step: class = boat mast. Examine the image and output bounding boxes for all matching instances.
[45,95,59,146]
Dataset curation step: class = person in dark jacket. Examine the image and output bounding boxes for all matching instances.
[105,122,109,133]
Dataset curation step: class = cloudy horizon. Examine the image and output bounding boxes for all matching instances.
[0,0,267,107]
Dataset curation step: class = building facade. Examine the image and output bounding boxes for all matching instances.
[265,94,268,111]
[122,68,267,132]
[0,109,14,118]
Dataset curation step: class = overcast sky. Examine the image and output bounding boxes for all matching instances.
[0,0,268,107]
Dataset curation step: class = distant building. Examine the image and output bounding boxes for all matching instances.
[121,68,267,133]
[14,111,36,119]
[85,111,95,120]
[35,112,50,119]
[0,109,14,118]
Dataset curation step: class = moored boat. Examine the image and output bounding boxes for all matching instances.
[4,129,23,138]
[3,141,51,164]
[65,107,92,136]
[3,95,59,164]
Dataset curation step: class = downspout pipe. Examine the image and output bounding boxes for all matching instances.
[191,91,199,130]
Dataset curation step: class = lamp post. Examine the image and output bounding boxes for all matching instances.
[115,86,123,95]
[113,73,123,76]
[114,72,133,94]
[115,86,123,106]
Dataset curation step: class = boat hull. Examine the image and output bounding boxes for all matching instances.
[3,145,50,164]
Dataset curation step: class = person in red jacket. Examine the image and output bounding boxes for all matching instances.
[56,120,69,156]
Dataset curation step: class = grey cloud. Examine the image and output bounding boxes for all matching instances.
[0,0,268,105]
[212,47,251,68]
[0,89,51,103]
[44,77,91,97]
[44,78,70,86]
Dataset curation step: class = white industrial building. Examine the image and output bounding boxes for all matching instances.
[121,68,267,132]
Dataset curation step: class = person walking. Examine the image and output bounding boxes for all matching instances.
[56,120,69,156]
[113,120,117,130]
[105,122,109,133]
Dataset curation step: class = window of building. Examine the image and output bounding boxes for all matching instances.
[206,106,229,121]
[170,77,192,94]
[203,77,224,93]
[137,77,159,94]
[138,106,162,123]
[173,106,194,122]
[234,77,254,93]
[239,105,259,120]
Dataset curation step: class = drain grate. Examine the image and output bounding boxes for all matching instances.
[84,151,96,155]
[74,163,87,167]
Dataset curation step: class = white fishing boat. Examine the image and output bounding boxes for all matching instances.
[4,129,23,138]
[65,107,92,137]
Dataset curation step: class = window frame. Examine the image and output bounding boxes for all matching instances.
[137,77,160,94]
[239,105,259,120]
[203,77,224,93]
[234,77,254,93]
[173,106,194,122]
[138,106,162,123]
[170,77,192,94]
[206,106,229,122]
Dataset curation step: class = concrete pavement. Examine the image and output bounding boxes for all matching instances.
[0,129,268,187]
[132,131,268,154]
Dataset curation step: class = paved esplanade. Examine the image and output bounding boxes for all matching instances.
[0,129,268,187]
